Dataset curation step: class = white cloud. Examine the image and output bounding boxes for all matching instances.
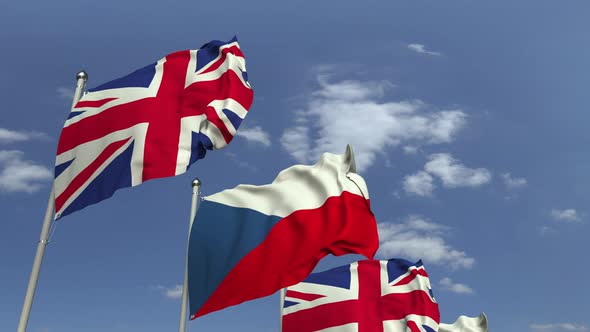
[236,126,271,147]
[0,128,48,144]
[403,171,434,196]
[312,78,392,100]
[408,43,442,56]
[155,284,183,299]
[439,277,474,294]
[377,216,475,269]
[403,154,491,196]
[551,209,581,222]
[56,87,74,99]
[281,122,311,163]
[501,173,527,189]
[0,150,53,193]
[403,146,419,154]
[281,76,466,171]
[424,153,492,188]
[530,323,589,331]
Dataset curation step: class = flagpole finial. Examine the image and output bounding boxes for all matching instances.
[76,71,88,82]
[345,144,356,173]
[192,178,201,188]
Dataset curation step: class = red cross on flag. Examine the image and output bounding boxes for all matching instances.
[282,259,440,332]
[54,37,253,219]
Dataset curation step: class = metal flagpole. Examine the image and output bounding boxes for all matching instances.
[179,178,202,332]
[17,71,88,332]
[279,288,286,332]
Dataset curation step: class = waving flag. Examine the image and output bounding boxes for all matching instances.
[187,145,379,319]
[439,314,488,332]
[282,259,440,332]
[53,37,253,219]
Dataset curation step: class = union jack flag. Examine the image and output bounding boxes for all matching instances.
[283,259,440,332]
[54,37,253,219]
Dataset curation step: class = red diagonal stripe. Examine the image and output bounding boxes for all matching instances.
[74,97,118,108]
[394,268,429,286]
[286,290,326,302]
[407,320,422,332]
[55,138,130,213]
[182,71,253,144]
[223,45,245,60]
[57,98,153,154]
[201,45,245,75]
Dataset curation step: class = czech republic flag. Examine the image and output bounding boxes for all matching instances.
[187,145,379,319]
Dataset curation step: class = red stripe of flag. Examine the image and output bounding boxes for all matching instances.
[201,45,245,75]
[283,300,361,332]
[286,290,326,302]
[184,71,253,144]
[184,67,253,111]
[56,98,153,154]
[74,98,118,109]
[380,291,440,321]
[394,269,429,286]
[55,138,130,212]
[406,321,423,332]
[194,192,377,319]
[141,50,189,180]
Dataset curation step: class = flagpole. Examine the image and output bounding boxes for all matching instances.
[279,288,286,332]
[179,178,201,332]
[17,71,88,332]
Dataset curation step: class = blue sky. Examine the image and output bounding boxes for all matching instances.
[1,1,589,331]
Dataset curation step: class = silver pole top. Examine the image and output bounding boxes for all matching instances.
[76,71,88,82]
[192,178,202,188]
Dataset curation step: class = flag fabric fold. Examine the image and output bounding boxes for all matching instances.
[54,37,253,219]
[282,258,440,332]
[439,313,488,332]
[187,145,379,319]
